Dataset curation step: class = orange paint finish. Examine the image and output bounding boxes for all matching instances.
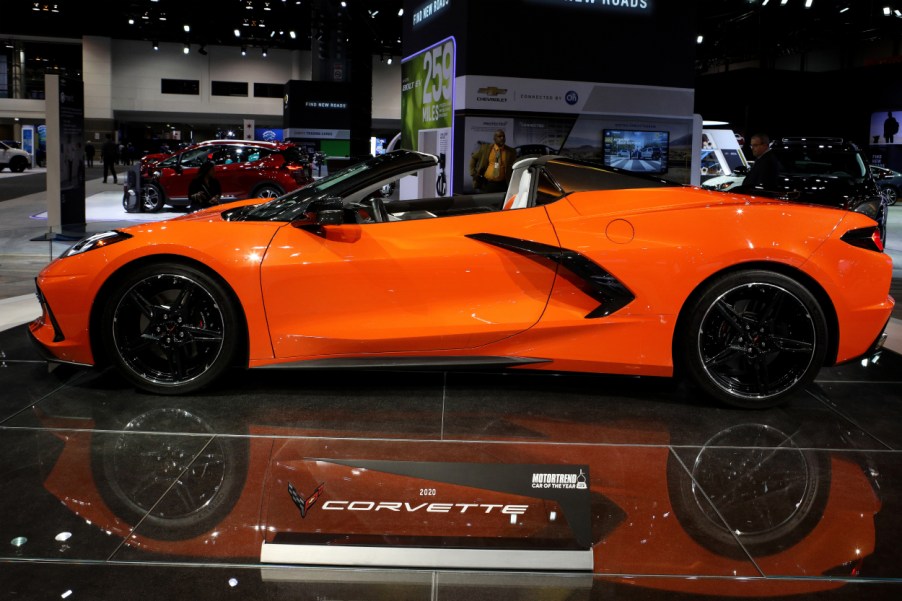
[260,208,559,358]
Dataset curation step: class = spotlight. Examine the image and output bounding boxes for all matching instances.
[387,56,392,64]
[183,44,189,54]
[884,5,891,15]
[289,30,296,38]
[804,0,813,7]
[183,24,190,32]
[152,41,159,50]
[262,47,268,57]
[696,35,704,44]
[234,29,241,37]
[241,45,247,56]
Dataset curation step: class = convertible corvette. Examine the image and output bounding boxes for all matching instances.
[29,150,893,408]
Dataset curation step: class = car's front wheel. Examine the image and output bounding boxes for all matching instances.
[9,156,28,172]
[252,183,284,199]
[100,262,240,394]
[142,182,166,212]
[679,270,828,409]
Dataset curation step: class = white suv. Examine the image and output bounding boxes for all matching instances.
[0,140,31,172]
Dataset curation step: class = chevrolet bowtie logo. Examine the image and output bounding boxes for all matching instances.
[477,87,508,96]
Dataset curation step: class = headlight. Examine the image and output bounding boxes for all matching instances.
[60,231,132,258]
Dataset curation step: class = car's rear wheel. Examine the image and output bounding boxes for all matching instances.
[666,423,830,559]
[142,182,166,212]
[10,156,27,172]
[679,270,828,409]
[100,262,240,394]
[252,183,284,199]
[881,185,898,206]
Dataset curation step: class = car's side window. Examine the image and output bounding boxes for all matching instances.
[179,147,211,168]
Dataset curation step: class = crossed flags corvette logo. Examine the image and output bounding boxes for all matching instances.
[288,482,325,518]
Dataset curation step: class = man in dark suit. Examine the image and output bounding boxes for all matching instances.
[738,133,781,195]
[101,134,118,184]
[469,129,516,193]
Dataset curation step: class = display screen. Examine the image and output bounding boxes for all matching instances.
[603,129,669,174]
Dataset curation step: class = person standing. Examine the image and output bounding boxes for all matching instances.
[737,133,781,195]
[85,141,95,167]
[101,134,118,184]
[469,129,516,193]
[884,112,899,144]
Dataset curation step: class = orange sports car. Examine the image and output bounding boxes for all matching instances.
[29,150,894,408]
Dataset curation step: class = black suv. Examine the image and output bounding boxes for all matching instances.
[768,137,888,239]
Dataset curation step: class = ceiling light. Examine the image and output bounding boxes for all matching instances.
[896,9,902,16]
[159,12,167,20]
[128,18,134,25]
[697,35,704,44]
[183,44,189,54]
[289,30,296,38]
[884,5,892,15]
[805,0,813,7]
[398,8,404,16]
[183,24,190,32]
[152,41,159,50]
[234,29,241,37]
[839,6,849,12]
[780,0,788,5]
[262,48,268,57]
[762,0,769,5]
[241,46,247,56]
[341,1,347,6]
[387,56,392,64]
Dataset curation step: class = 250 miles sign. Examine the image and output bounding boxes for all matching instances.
[401,37,455,150]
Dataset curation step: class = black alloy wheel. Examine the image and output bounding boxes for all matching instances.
[100,262,240,394]
[681,270,828,408]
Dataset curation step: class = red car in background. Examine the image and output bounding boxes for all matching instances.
[130,139,313,212]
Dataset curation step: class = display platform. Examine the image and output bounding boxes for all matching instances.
[2,321,902,599]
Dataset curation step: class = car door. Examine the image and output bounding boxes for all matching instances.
[155,146,211,201]
[260,207,560,358]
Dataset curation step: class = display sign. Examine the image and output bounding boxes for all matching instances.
[412,0,451,28]
[526,0,653,15]
[401,37,456,151]
[261,447,593,570]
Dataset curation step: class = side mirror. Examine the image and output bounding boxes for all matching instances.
[294,196,344,229]
[315,209,344,225]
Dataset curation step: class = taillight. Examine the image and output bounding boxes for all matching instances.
[841,226,884,252]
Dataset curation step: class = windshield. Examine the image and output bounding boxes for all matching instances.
[774,146,867,178]
[241,150,438,221]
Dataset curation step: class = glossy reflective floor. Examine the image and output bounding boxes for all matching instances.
[2,316,902,599]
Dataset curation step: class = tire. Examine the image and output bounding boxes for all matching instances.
[679,270,828,409]
[667,423,830,559]
[10,156,27,172]
[142,182,166,212]
[90,404,249,541]
[100,262,240,395]
[882,185,898,206]
[251,184,284,199]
